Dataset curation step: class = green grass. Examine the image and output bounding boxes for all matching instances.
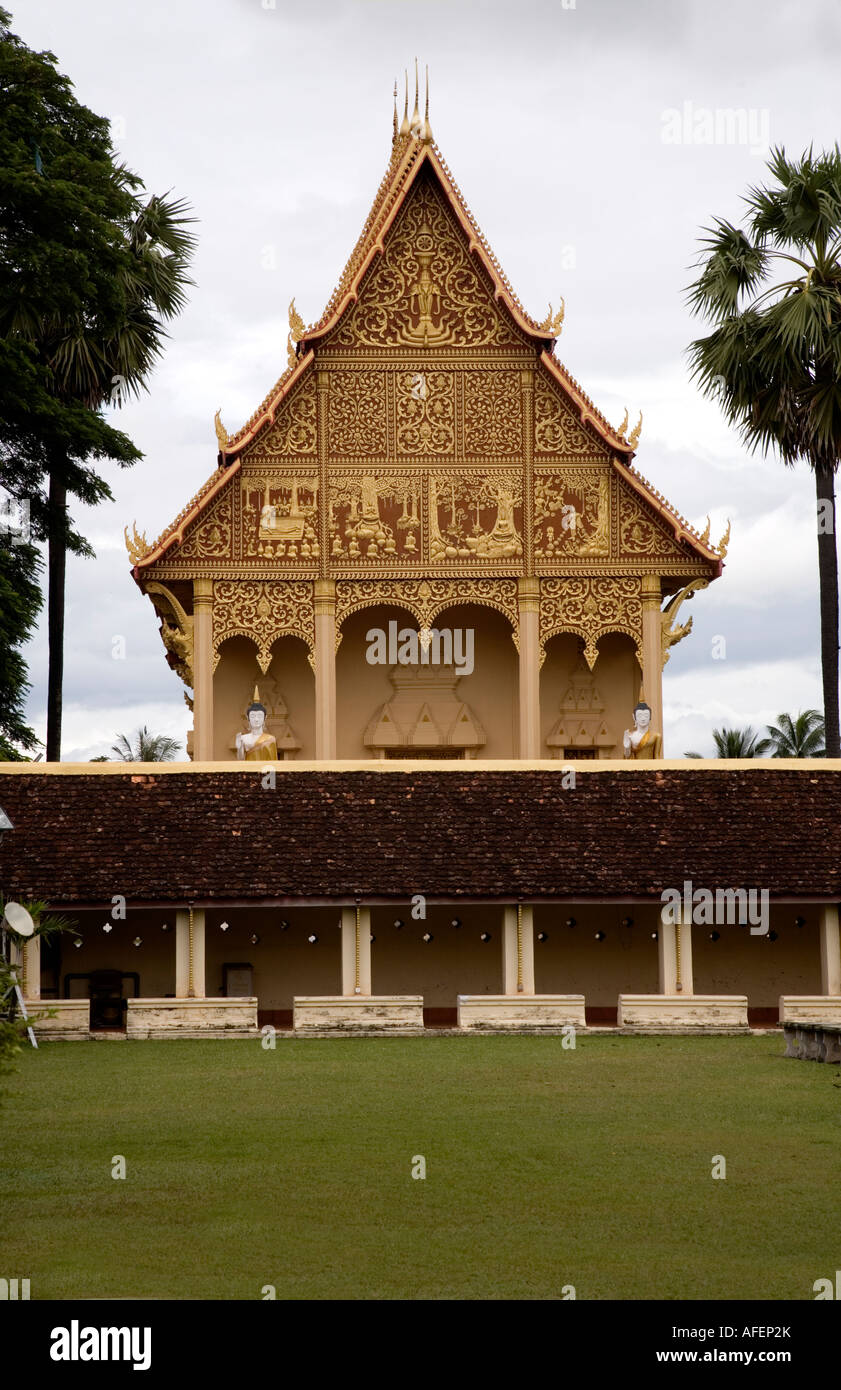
[1,1035,839,1300]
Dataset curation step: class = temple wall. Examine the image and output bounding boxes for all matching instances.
[370,904,504,1002]
[204,907,341,1005]
[52,910,175,1000]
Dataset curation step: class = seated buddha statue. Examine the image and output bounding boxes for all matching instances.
[622,701,662,760]
[235,689,278,762]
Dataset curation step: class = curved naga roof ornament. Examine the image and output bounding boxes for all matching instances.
[124,522,150,565]
[537,299,565,337]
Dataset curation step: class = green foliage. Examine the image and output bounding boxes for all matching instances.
[685,726,771,758]
[0,536,42,756]
[110,726,181,762]
[764,708,826,757]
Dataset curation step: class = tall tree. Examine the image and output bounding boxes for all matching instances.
[688,147,841,756]
[0,9,195,759]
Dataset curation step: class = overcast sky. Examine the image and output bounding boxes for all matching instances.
[11,0,841,759]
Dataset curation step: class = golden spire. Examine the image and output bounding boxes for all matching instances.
[252,684,261,704]
[419,65,433,144]
[399,69,410,137]
[392,80,398,146]
[628,411,643,449]
[410,57,421,136]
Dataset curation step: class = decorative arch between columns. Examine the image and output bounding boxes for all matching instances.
[538,576,643,669]
[334,578,520,653]
[212,580,316,674]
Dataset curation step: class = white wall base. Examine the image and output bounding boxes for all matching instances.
[457,994,586,1030]
[126,998,259,1038]
[29,1000,90,1039]
[618,994,749,1032]
[779,996,841,1025]
[293,996,424,1032]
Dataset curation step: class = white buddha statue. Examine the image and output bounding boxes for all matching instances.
[235,686,278,762]
[622,701,662,760]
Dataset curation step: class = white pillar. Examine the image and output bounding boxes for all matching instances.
[517,578,541,759]
[658,913,693,995]
[176,907,206,999]
[503,905,535,994]
[341,906,372,996]
[314,579,337,759]
[819,903,841,995]
[193,578,214,761]
[22,934,40,1000]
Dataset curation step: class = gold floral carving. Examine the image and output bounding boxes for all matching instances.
[145,582,194,688]
[180,496,233,560]
[334,577,519,643]
[464,371,522,455]
[535,379,604,455]
[540,576,643,669]
[328,371,387,454]
[395,371,454,454]
[247,378,316,456]
[331,178,521,349]
[619,489,678,556]
[429,470,522,562]
[213,580,315,673]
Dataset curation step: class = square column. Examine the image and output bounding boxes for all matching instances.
[192,578,214,761]
[341,906,372,996]
[314,579,337,759]
[657,916,693,996]
[502,904,535,994]
[175,907,206,998]
[517,578,541,759]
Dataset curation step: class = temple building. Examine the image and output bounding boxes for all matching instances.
[1,85,839,1038]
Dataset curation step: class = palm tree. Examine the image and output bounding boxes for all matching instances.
[685,726,771,758]
[688,147,841,756]
[111,727,181,762]
[763,709,825,757]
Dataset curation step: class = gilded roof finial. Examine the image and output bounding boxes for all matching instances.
[286,332,297,370]
[716,519,731,560]
[537,298,565,336]
[617,408,629,440]
[124,521,150,565]
[399,69,410,137]
[410,57,421,136]
[288,298,305,343]
[419,65,433,144]
[214,409,229,451]
[628,411,643,449]
[392,80,398,146]
[699,515,711,545]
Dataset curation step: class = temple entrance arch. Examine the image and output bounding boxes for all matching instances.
[540,632,640,759]
[213,633,314,759]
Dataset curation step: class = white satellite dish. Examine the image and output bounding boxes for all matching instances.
[3,902,35,937]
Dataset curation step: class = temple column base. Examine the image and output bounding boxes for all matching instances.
[779,995,841,1026]
[457,994,586,1030]
[29,1000,91,1039]
[293,996,424,1033]
[618,994,749,1032]
[125,998,259,1039]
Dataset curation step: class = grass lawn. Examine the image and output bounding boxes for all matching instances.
[1,1034,838,1300]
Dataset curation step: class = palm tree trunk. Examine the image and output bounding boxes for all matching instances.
[815,462,840,757]
[46,471,66,762]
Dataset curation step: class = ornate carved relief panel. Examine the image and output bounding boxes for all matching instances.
[212,580,315,673]
[539,576,643,669]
